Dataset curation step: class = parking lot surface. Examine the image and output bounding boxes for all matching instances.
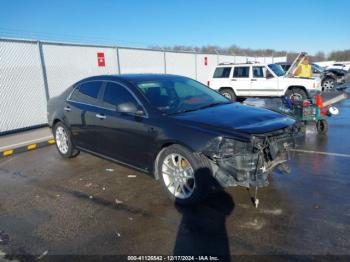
[0,90,350,260]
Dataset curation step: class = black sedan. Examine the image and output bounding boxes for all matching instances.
[47,74,301,205]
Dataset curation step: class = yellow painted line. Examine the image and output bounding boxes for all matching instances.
[3,149,13,156]
[27,144,37,150]
[48,139,56,144]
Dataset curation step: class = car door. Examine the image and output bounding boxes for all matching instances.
[64,81,104,151]
[232,66,251,96]
[96,81,153,169]
[250,66,279,96]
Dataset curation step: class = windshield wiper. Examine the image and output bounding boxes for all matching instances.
[169,101,231,115]
[198,101,231,110]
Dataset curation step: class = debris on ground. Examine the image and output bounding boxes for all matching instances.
[115,198,123,204]
[89,195,94,199]
[128,217,133,221]
[116,232,121,238]
[37,250,48,260]
[56,194,60,197]
[105,168,114,172]
[0,231,9,245]
[85,183,92,188]
[127,175,137,178]
[102,186,106,191]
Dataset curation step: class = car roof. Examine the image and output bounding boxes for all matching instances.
[77,74,188,84]
[216,63,267,67]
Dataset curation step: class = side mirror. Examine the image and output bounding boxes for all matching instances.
[117,102,144,116]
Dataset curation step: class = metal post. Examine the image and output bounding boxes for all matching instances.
[215,50,220,65]
[194,53,198,80]
[163,49,167,74]
[37,41,50,101]
[115,46,121,74]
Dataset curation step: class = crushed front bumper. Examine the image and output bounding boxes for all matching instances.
[202,125,303,188]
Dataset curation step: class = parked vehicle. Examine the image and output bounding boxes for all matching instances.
[326,62,350,71]
[276,62,347,91]
[208,62,321,101]
[47,74,301,205]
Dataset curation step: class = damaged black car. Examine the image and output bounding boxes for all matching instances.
[47,74,303,205]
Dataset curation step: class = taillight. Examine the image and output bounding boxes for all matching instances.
[207,81,210,87]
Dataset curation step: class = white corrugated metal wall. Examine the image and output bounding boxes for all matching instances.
[118,48,165,74]
[165,52,196,79]
[0,38,287,134]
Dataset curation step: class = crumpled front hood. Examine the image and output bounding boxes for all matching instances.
[172,103,295,134]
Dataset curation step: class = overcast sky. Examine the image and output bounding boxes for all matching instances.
[1,0,349,55]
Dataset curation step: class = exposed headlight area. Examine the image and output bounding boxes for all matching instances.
[202,125,302,188]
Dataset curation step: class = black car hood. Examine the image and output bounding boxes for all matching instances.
[172,103,295,134]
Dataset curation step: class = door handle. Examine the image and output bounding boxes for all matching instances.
[64,106,71,112]
[251,79,257,81]
[231,79,237,81]
[96,114,106,120]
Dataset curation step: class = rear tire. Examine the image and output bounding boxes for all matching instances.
[53,122,80,158]
[219,88,237,101]
[285,88,308,101]
[157,145,213,205]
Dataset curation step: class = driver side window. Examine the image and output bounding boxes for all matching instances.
[102,82,139,110]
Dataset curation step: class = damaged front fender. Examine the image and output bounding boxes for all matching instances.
[201,124,303,188]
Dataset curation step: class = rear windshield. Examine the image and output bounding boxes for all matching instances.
[213,67,231,78]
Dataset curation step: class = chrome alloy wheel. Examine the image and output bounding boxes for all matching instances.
[55,126,69,154]
[222,92,232,99]
[161,153,195,199]
[322,79,335,91]
[289,92,303,101]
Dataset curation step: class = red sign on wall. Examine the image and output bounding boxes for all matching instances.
[204,56,208,66]
[97,52,105,67]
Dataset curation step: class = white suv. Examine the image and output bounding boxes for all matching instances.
[208,62,322,101]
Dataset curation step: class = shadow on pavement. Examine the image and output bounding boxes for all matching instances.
[173,190,234,258]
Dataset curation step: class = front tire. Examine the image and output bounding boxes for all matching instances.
[53,122,80,158]
[157,145,212,205]
[322,77,335,92]
[316,120,328,134]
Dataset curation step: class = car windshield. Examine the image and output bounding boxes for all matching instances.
[133,77,231,115]
[268,64,285,76]
[312,63,325,73]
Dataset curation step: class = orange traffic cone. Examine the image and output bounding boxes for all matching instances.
[315,94,327,116]
[315,94,323,108]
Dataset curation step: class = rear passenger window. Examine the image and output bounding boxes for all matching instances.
[103,82,138,109]
[253,66,265,78]
[233,67,250,78]
[213,67,231,78]
[70,81,103,105]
